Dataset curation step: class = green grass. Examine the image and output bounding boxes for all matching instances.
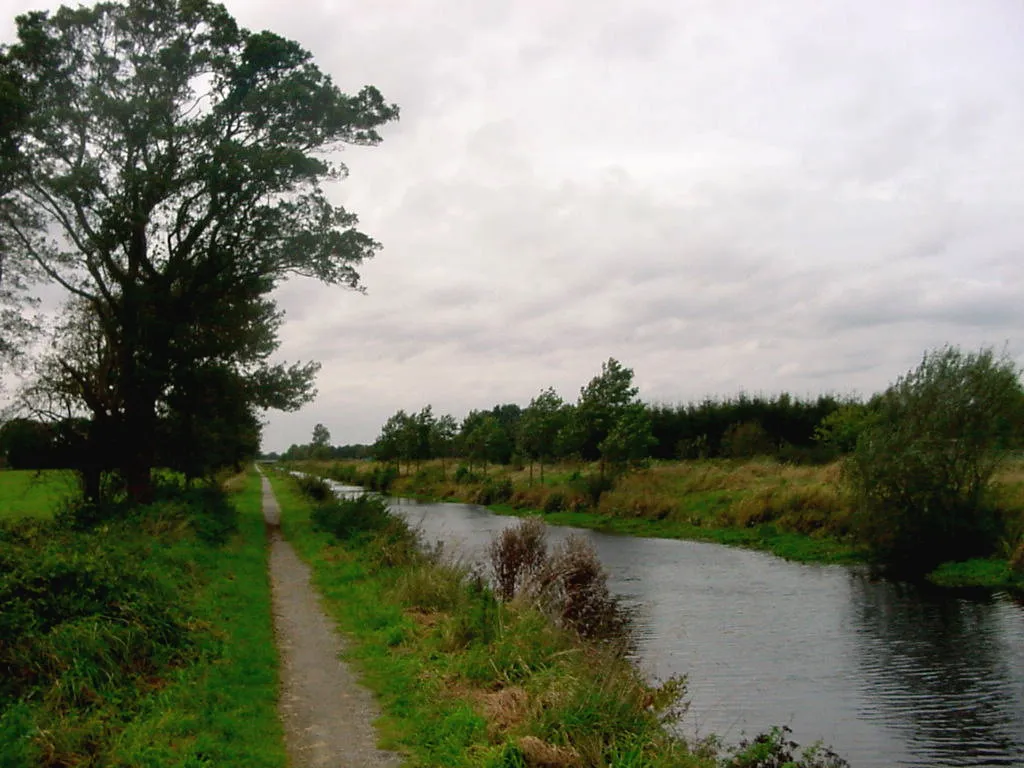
[0,469,79,518]
[0,469,287,767]
[927,557,1023,590]
[266,469,714,768]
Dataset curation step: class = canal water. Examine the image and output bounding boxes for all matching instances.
[329,483,1024,767]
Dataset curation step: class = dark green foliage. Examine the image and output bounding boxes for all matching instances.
[720,726,848,768]
[650,394,847,462]
[4,0,398,502]
[845,346,1024,572]
[310,493,394,541]
[474,476,514,505]
[570,472,615,508]
[454,464,482,484]
[720,421,774,459]
[296,474,334,503]
[0,485,240,714]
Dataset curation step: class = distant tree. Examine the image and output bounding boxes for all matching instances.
[599,403,657,473]
[310,423,332,460]
[845,346,1024,572]
[461,412,503,474]
[568,358,640,461]
[431,413,458,478]
[518,387,567,484]
[1,0,398,501]
[375,410,410,470]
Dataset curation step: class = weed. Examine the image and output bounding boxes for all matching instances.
[719,725,848,768]
[490,518,549,601]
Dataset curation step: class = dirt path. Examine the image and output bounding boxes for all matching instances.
[261,474,401,768]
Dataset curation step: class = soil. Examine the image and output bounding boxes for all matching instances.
[261,475,401,767]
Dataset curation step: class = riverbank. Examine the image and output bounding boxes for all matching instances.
[0,468,287,766]
[265,467,719,767]
[294,458,1024,593]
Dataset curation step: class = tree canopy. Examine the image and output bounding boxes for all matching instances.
[1,0,398,499]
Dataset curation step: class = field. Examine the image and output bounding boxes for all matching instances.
[0,469,79,518]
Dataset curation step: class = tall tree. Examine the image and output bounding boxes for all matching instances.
[569,358,640,462]
[1,0,398,501]
[518,387,566,484]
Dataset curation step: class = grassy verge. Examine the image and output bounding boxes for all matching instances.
[0,469,80,519]
[267,469,716,768]
[0,469,287,767]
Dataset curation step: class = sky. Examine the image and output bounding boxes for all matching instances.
[3,0,1024,451]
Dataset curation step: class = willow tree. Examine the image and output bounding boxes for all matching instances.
[1,0,398,500]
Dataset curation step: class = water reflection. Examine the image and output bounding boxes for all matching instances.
[846,576,1024,766]
[327,483,1024,767]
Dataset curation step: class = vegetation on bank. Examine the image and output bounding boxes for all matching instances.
[270,469,850,768]
[295,455,1024,592]
[283,347,1024,591]
[0,469,287,767]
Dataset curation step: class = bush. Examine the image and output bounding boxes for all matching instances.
[532,535,632,645]
[296,474,334,502]
[474,477,514,505]
[310,494,393,540]
[454,465,481,484]
[489,518,548,601]
[542,491,566,513]
[569,472,614,508]
[720,725,848,768]
[1010,539,1024,574]
[845,346,1024,572]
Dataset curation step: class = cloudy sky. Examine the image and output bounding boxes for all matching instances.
[4,0,1024,451]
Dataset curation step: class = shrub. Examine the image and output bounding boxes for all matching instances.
[569,472,614,508]
[532,536,632,645]
[454,465,481,484]
[845,346,1024,572]
[489,518,548,601]
[369,465,400,493]
[296,474,334,502]
[0,520,194,709]
[720,725,848,768]
[542,491,566,513]
[475,477,514,506]
[721,421,774,459]
[310,494,393,540]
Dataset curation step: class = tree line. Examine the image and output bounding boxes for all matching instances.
[281,358,862,477]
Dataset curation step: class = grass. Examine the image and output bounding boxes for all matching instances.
[0,468,287,767]
[266,468,715,768]
[0,469,79,518]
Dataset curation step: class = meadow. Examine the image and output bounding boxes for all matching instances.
[0,469,80,519]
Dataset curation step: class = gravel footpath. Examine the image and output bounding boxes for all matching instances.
[261,474,401,768]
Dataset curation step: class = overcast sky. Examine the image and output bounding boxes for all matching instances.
[4,0,1024,451]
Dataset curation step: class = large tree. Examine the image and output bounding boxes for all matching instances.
[0,0,398,500]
